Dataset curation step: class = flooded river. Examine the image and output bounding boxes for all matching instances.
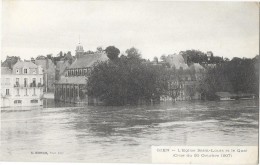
[1,100,258,163]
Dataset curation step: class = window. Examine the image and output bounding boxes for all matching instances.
[16,69,19,74]
[14,100,22,104]
[32,78,36,87]
[16,89,19,96]
[24,78,28,87]
[16,78,19,83]
[24,69,28,74]
[5,78,10,85]
[30,99,38,103]
[33,88,36,95]
[6,89,9,95]
[25,89,28,96]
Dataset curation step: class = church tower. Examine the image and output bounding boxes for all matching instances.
[75,36,84,58]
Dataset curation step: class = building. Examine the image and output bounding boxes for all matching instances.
[54,46,108,104]
[1,61,44,107]
[165,53,189,70]
[55,60,71,81]
[35,55,56,92]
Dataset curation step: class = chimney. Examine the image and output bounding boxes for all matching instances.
[31,57,35,64]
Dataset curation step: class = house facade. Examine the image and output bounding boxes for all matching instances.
[1,61,44,107]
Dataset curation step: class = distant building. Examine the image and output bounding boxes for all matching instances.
[177,73,201,101]
[54,49,108,104]
[35,56,56,92]
[207,51,213,61]
[1,61,44,107]
[165,53,189,70]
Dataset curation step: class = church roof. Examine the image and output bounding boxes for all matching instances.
[69,52,108,69]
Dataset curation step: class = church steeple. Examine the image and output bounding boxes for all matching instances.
[75,35,84,58]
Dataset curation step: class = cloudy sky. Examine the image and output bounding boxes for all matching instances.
[2,1,259,60]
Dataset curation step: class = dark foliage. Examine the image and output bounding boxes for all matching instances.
[198,56,259,100]
[87,48,169,105]
[105,46,120,61]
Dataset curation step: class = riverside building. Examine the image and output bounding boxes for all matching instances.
[54,43,108,104]
[1,60,44,107]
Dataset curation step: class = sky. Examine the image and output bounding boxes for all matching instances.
[1,1,259,61]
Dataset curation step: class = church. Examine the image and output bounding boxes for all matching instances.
[54,42,108,104]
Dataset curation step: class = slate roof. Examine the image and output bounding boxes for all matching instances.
[13,61,38,68]
[69,52,108,69]
[55,76,86,85]
[1,67,12,75]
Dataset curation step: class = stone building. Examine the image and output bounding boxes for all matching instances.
[35,55,56,92]
[54,50,108,104]
[1,61,44,107]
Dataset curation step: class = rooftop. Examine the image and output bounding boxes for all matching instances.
[69,52,108,69]
[13,61,38,69]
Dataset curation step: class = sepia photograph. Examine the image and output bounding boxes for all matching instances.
[0,0,259,164]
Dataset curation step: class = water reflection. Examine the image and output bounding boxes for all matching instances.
[1,99,258,162]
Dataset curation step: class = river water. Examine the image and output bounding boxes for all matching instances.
[1,100,258,163]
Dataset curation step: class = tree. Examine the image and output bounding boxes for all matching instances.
[96,46,103,52]
[85,50,94,54]
[125,47,141,60]
[153,57,158,64]
[59,51,63,57]
[198,57,259,100]
[181,50,207,65]
[160,54,167,62]
[86,51,169,105]
[105,46,120,60]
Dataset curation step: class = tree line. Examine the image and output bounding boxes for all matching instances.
[198,56,259,100]
[86,46,259,105]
